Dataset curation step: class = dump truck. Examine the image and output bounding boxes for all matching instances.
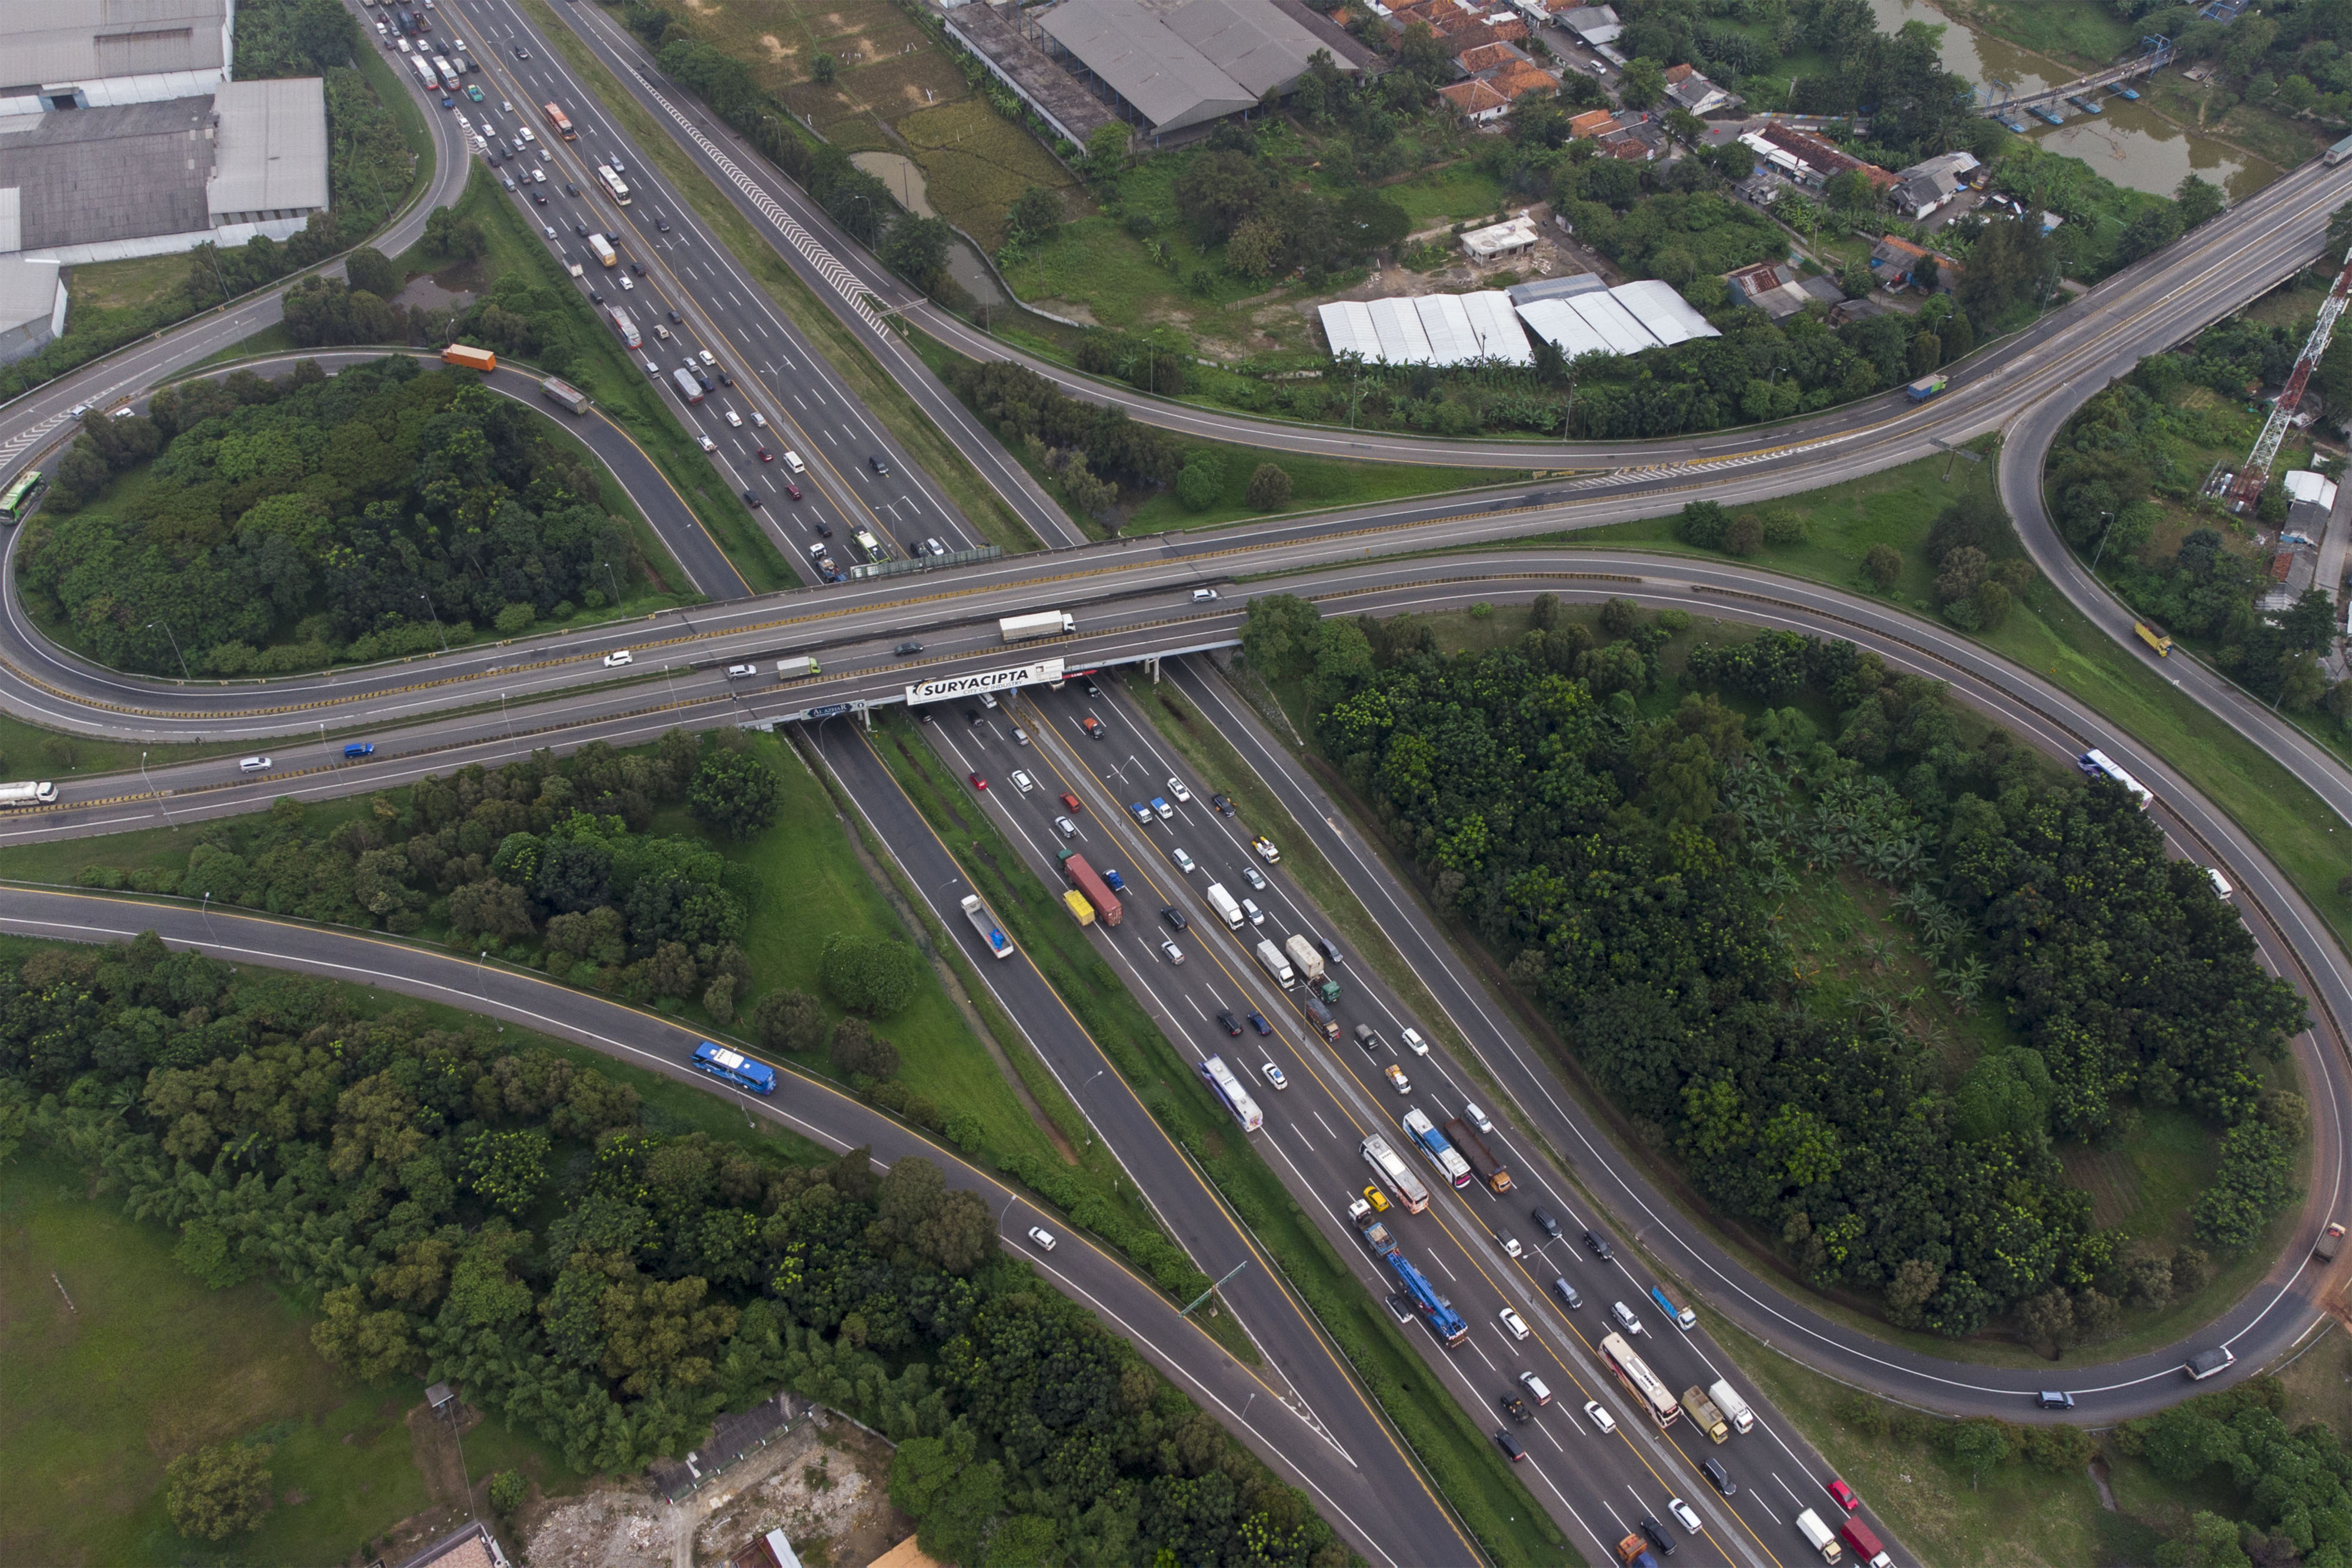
[1255,938,1295,989]
[961,894,1013,959]
[1679,1386,1730,1443]
[1351,1201,1397,1258]
[1445,1116,1512,1195]
[1000,611,1075,642]
[1058,850,1122,928]
[1794,1509,1843,1562]
[2134,621,2173,657]
[1299,990,1338,1041]
[539,376,588,414]
[1061,890,1095,926]
[1905,373,1947,402]
[442,343,496,372]
[1616,1536,1662,1568]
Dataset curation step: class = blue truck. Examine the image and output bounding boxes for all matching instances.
[1906,373,1948,402]
[1649,1285,1698,1332]
[1354,1203,1466,1343]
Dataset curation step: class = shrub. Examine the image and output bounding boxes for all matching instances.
[820,933,923,1017]
[1245,463,1292,510]
[165,1443,274,1540]
[1863,543,1902,589]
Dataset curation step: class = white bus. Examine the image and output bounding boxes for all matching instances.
[2076,748,2152,810]
[409,54,439,94]
[597,163,632,206]
[1601,1332,1680,1429]
[1402,1108,1472,1189]
[1361,1133,1431,1213]
[1200,1055,1262,1132]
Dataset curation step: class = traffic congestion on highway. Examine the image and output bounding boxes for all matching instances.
[2,0,2351,1558]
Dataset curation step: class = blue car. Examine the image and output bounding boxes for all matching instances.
[343,742,375,760]
[1248,1011,1271,1036]
[1102,868,1125,891]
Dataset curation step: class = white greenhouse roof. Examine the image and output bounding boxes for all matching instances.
[1559,290,1658,356]
[1414,293,1481,366]
[1461,290,1534,365]
[1612,279,1718,346]
[1515,297,1612,359]
[1317,300,1381,361]
[1366,295,1436,365]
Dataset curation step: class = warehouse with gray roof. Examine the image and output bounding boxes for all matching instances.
[1035,0,1362,139]
[0,0,235,116]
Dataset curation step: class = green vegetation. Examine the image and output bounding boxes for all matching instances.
[0,0,422,405]
[1242,589,2305,1347]
[519,0,1039,554]
[25,357,671,676]
[868,710,1573,1567]
[2,932,1354,1567]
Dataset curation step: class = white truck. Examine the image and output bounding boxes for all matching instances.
[1793,1509,1843,1563]
[1204,884,1244,930]
[0,781,58,807]
[1708,1379,1755,1435]
[1254,938,1295,989]
[1285,935,1324,985]
[961,894,1013,959]
[1000,610,1075,642]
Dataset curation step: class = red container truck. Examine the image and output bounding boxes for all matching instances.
[1057,850,1122,928]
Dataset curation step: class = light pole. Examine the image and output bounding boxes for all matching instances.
[2089,509,2119,573]
[499,691,514,755]
[145,621,189,681]
[143,750,172,826]
[600,560,624,609]
[417,592,449,654]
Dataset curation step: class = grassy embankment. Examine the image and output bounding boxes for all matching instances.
[864,707,1573,1568]
[513,0,1041,556]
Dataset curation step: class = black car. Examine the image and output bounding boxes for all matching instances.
[657,218,670,232]
[513,44,529,58]
[667,309,681,323]
[605,230,619,243]
[564,182,580,196]
[1247,1011,1271,1036]
[1532,1207,1561,1239]
[893,641,923,656]
[919,709,936,725]
[629,261,645,275]
[1217,1010,1242,1037]
[1498,1394,1531,1424]
[1318,937,1342,964]
[1211,792,1235,815]
[742,489,762,508]
[531,191,547,205]
[1701,1457,1736,1497]
[964,708,983,725]
[1639,1518,1676,1556]
[1493,1429,1525,1463]
[572,222,587,236]
[1162,907,1188,931]
[868,454,891,475]
[718,371,733,386]
[1083,679,1100,698]
[1584,1229,1613,1261]
[587,289,603,304]
[813,521,833,537]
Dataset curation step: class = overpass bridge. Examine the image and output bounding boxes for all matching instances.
[1979,38,2175,118]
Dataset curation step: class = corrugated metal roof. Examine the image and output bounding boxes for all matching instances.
[1562,290,1658,355]
[208,77,327,218]
[0,0,229,91]
[1461,290,1533,365]
[1162,0,1330,97]
[1515,297,1611,359]
[0,93,213,250]
[1037,0,1255,133]
[1414,293,1481,366]
[1367,296,1435,365]
[1611,279,1716,346]
[1506,272,1608,304]
[1317,300,1382,360]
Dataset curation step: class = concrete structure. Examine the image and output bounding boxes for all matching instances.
[0,0,233,117]
[1318,289,1533,366]
[0,256,66,365]
[943,3,1120,148]
[1461,214,1539,261]
[1554,4,1623,45]
[0,78,327,265]
[392,1520,509,1568]
[1035,0,1357,138]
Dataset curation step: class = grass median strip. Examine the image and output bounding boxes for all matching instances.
[867,706,1572,1568]
[512,0,1040,556]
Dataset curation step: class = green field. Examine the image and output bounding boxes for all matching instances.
[865,706,1573,1568]
[514,0,1042,555]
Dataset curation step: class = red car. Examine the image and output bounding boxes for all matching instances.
[1059,791,1083,814]
[757,447,774,462]
[781,480,801,501]
[1826,1479,1860,1513]
[968,772,988,791]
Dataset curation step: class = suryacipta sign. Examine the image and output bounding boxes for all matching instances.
[906,657,1065,706]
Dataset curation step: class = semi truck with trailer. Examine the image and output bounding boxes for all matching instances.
[1443,1117,1511,1193]
[1204,884,1244,929]
[1794,1510,1843,1562]
[960,894,1013,959]
[1360,1134,1431,1213]
[441,343,495,372]
[1708,1379,1755,1434]
[1058,850,1123,927]
[1838,1520,1892,1568]
[1298,990,1338,1040]
[1255,938,1295,988]
[1285,935,1341,1002]
[1905,373,1947,401]
[1061,890,1095,926]
[1679,1386,1730,1443]
[1000,611,1075,641]
[539,376,588,413]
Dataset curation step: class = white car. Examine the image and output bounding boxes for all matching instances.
[1401,1027,1430,1057]
[1241,865,1267,891]
[1167,778,1192,802]
[699,349,716,366]
[619,274,633,291]
[1519,1371,1552,1406]
[67,403,90,419]
[1384,1064,1409,1094]
[602,649,633,667]
[697,435,716,452]
[1584,1400,1617,1435]
[238,755,273,773]
[1668,1498,1702,1534]
[531,166,546,183]
[1054,815,1077,838]
[1010,770,1035,793]
[1241,897,1265,925]
[1171,847,1196,873]
[1161,939,1185,966]
[1027,1226,1057,1251]
[1466,1102,1495,1134]
[726,664,758,680]
[724,409,742,427]
[503,100,515,113]
[1498,1306,1529,1340]
[1261,1061,1287,1090]
[1612,1300,1644,1336]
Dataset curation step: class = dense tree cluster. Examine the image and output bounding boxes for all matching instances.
[946,359,1183,523]
[2,938,1345,1565]
[1245,594,2304,1339]
[24,358,637,676]
[2117,1378,2352,1567]
[1167,115,1411,283]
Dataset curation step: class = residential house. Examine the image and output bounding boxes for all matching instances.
[1461,213,1541,260]
[1869,233,1960,291]
[1828,295,1888,324]
[1889,150,1979,220]
[1566,106,1616,138]
[1485,58,1562,101]
[1454,39,1526,73]
[1437,77,1513,121]
[1553,4,1622,45]
[1724,259,1845,320]
[1662,62,1736,115]
[1759,123,1896,190]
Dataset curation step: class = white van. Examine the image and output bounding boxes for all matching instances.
[782,450,806,474]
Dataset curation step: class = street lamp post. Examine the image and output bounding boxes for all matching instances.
[600,560,624,609]
[417,592,449,655]
[145,621,190,681]
[2089,509,2119,574]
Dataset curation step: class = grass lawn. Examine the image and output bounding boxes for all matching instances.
[894,99,1079,253]
[866,709,1573,1568]
[514,0,1041,555]
[1369,161,1514,230]
[399,163,791,594]
[1941,0,2137,69]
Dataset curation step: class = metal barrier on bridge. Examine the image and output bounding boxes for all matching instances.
[847,543,1003,580]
